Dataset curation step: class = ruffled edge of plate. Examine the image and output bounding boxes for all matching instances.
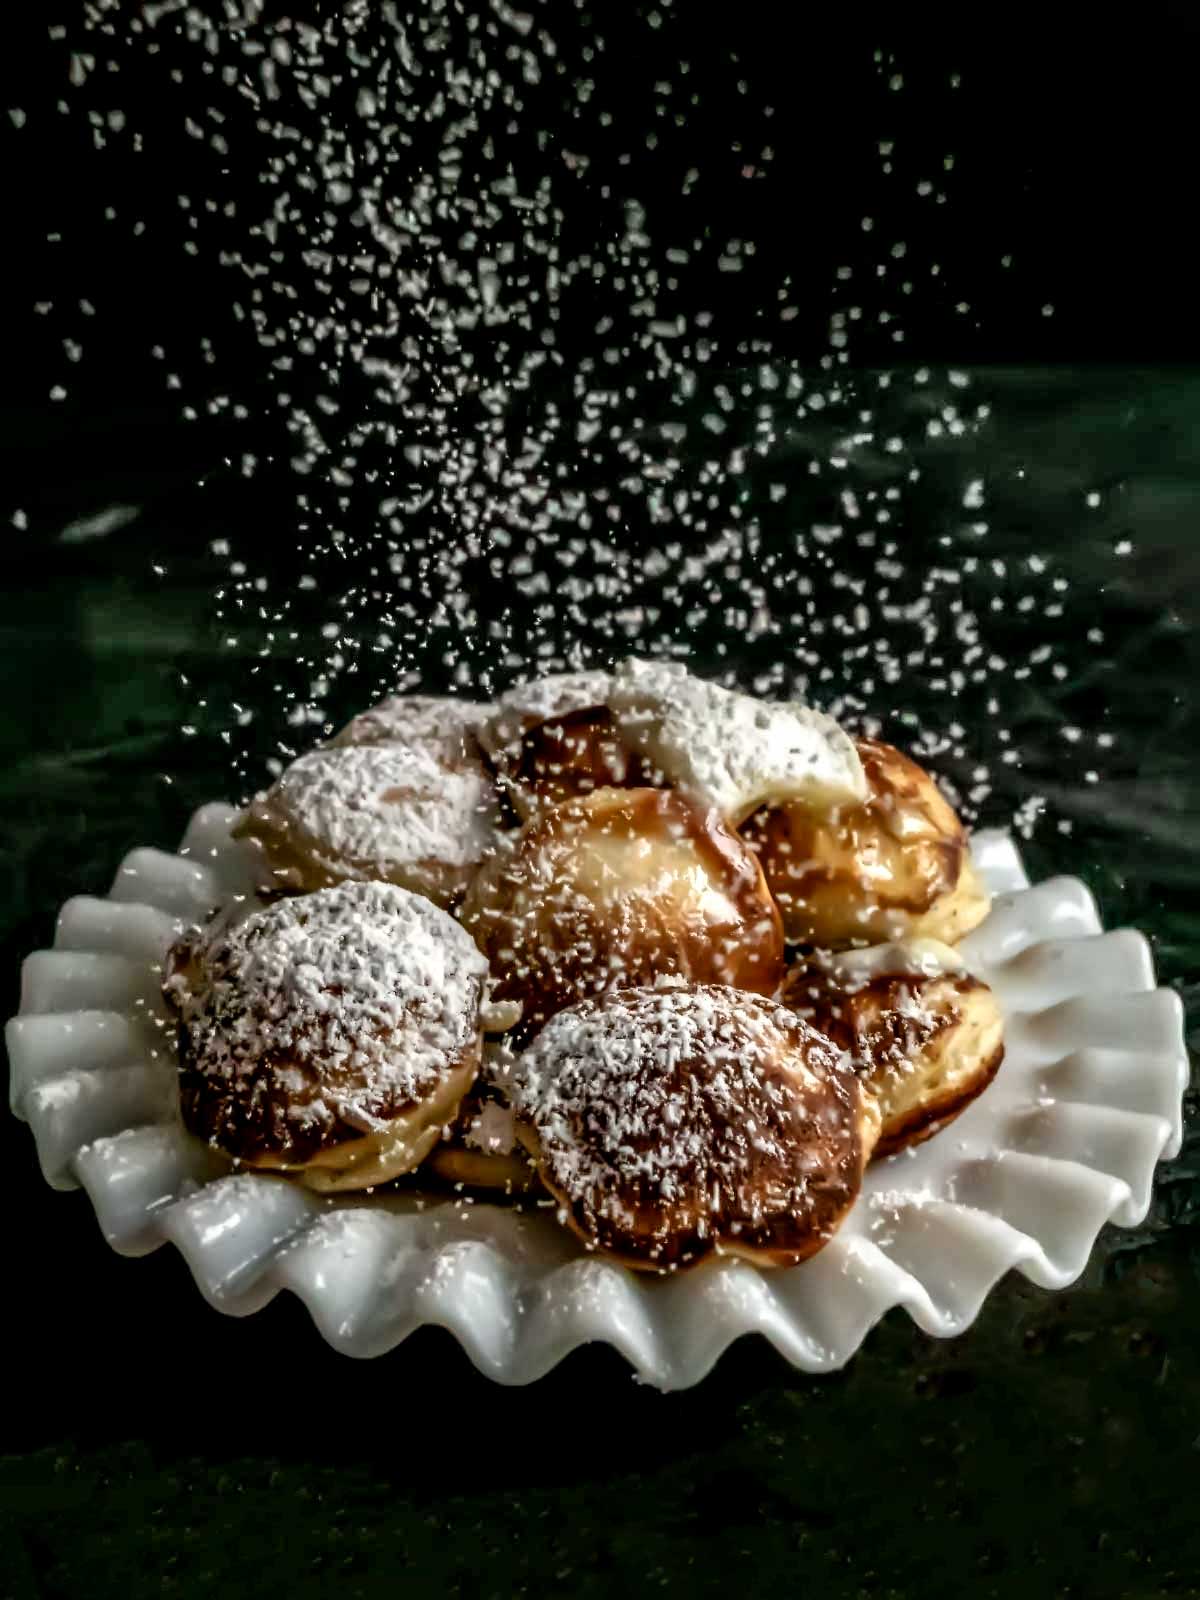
[6,806,1189,1389]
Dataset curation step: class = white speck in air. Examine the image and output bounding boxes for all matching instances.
[25,5,1136,838]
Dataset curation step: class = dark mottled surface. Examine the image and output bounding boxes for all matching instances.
[3,6,1199,1598]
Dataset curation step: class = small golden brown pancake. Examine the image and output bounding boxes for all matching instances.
[781,939,1004,1159]
[233,739,502,909]
[508,983,873,1271]
[163,882,489,1192]
[742,737,990,947]
[459,786,785,1037]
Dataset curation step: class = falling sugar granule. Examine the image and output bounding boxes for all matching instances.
[15,1,1155,844]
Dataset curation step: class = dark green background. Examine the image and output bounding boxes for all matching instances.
[4,6,1199,1598]
[4,366,1198,1600]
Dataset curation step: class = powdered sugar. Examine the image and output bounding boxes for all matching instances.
[168,882,488,1160]
[331,694,493,759]
[496,670,614,726]
[463,1099,518,1156]
[264,743,499,874]
[480,669,615,759]
[609,658,867,822]
[509,984,863,1266]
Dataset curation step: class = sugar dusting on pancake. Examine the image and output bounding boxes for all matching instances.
[235,742,501,903]
[508,983,870,1270]
[330,694,492,757]
[166,881,488,1163]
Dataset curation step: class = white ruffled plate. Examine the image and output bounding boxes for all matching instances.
[7,805,1189,1389]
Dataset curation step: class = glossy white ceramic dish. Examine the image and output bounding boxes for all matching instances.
[7,805,1188,1389]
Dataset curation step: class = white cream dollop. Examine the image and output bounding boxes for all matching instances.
[609,657,866,823]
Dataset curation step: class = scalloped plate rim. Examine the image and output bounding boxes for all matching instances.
[6,808,1190,1389]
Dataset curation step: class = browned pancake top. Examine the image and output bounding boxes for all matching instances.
[511,704,665,810]
[164,882,487,1164]
[742,737,966,943]
[509,983,865,1270]
[781,961,976,1077]
[461,787,785,1037]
